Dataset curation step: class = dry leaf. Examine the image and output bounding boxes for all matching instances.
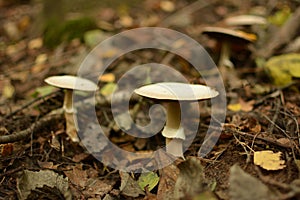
[99,73,116,82]
[17,170,71,200]
[174,157,207,199]
[160,1,175,12]
[119,172,145,197]
[254,150,286,170]
[229,164,276,200]
[157,163,179,200]
[119,15,133,27]
[227,98,255,112]
[28,38,43,49]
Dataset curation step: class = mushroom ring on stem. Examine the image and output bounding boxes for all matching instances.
[134,82,219,158]
[45,75,98,142]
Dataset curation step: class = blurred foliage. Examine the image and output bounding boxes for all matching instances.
[264,53,300,86]
[268,5,291,26]
[43,17,97,48]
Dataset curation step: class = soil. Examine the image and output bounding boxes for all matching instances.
[1,0,300,199]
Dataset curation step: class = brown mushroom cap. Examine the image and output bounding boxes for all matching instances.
[134,82,218,101]
[224,15,267,26]
[202,27,257,43]
[45,75,98,91]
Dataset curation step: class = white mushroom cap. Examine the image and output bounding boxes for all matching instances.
[224,15,267,26]
[45,75,98,91]
[134,82,218,101]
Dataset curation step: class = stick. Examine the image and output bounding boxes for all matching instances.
[0,110,63,144]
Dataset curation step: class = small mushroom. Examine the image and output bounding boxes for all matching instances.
[45,75,98,142]
[134,82,218,158]
[202,26,256,68]
[224,15,267,27]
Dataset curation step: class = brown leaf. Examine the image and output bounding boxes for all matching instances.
[174,157,206,199]
[119,172,145,197]
[64,165,88,188]
[229,164,276,200]
[37,161,59,170]
[157,163,179,200]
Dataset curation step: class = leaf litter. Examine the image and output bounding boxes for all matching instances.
[1,0,300,200]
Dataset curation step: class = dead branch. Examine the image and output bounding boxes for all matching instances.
[0,110,63,144]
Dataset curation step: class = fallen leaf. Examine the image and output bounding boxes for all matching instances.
[114,112,133,131]
[160,1,175,12]
[229,164,276,200]
[228,98,255,112]
[138,172,159,192]
[264,53,300,86]
[157,163,179,200]
[174,157,207,199]
[83,178,115,198]
[99,73,116,82]
[31,86,56,98]
[100,82,118,96]
[254,150,286,170]
[84,29,110,48]
[28,37,43,49]
[276,138,293,148]
[119,172,145,197]
[227,103,241,112]
[17,170,72,200]
[268,5,291,26]
[2,79,15,99]
[64,165,88,188]
[37,161,59,170]
[1,143,13,156]
[119,15,133,27]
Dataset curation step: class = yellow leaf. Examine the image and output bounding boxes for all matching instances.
[99,73,115,82]
[254,150,286,170]
[2,80,15,99]
[100,82,117,96]
[264,53,300,86]
[227,103,241,112]
[160,1,175,12]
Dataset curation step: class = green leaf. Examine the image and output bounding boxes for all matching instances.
[264,53,300,86]
[100,82,117,96]
[84,29,109,48]
[138,172,159,192]
[268,6,291,26]
[31,85,56,98]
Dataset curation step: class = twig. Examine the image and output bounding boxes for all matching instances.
[268,98,281,134]
[233,132,254,163]
[4,90,61,119]
[0,110,63,144]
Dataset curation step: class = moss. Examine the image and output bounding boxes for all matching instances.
[43,17,97,48]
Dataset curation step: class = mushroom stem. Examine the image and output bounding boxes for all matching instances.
[218,41,234,69]
[162,101,185,158]
[63,89,79,142]
[218,42,242,88]
[165,101,181,131]
[63,89,74,113]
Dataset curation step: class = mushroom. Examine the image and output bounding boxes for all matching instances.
[134,82,218,158]
[202,26,256,69]
[224,15,267,27]
[45,75,98,142]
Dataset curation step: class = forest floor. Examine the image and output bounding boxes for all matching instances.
[1,0,300,199]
